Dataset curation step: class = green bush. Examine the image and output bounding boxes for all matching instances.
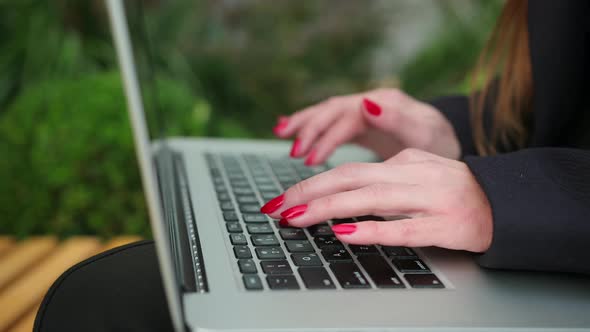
[0,72,207,238]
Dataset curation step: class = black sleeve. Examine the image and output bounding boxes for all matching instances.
[464,148,590,275]
[428,95,478,157]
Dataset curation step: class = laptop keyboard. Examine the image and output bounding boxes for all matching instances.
[205,153,444,291]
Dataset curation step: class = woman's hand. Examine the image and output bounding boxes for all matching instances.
[273,88,461,165]
[261,149,493,253]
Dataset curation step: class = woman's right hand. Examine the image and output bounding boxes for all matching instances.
[273,88,461,165]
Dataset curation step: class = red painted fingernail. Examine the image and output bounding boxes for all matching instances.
[260,194,285,214]
[332,224,357,235]
[363,98,381,116]
[304,149,317,166]
[278,218,290,227]
[273,117,289,136]
[290,138,301,158]
[280,204,307,219]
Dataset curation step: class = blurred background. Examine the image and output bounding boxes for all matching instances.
[0,0,503,239]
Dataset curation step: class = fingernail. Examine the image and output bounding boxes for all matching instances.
[332,224,357,235]
[290,138,301,158]
[273,117,289,136]
[363,98,381,116]
[280,204,307,220]
[260,194,285,214]
[278,218,290,227]
[304,149,317,166]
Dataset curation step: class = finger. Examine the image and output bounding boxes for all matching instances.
[273,109,313,139]
[333,217,445,248]
[360,92,426,147]
[304,116,365,166]
[281,183,427,228]
[293,103,348,158]
[274,96,353,139]
[266,162,419,218]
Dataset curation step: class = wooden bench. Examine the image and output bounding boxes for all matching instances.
[0,236,142,332]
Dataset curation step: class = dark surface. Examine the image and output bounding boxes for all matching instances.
[34,241,174,332]
[431,1,590,274]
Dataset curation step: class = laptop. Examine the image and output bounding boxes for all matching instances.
[105,0,590,331]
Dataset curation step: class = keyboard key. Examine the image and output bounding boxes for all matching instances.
[404,274,444,288]
[236,195,258,204]
[228,173,246,181]
[253,177,273,185]
[267,275,300,290]
[392,259,430,273]
[247,223,274,234]
[226,222,243,233]
[238,259,257,274]
[308,224,334,237]
[355,215,385,221]
[279,228,307,240]
[330,262,370,289]
[256,247,285,260]
[214,184,227,193]
[382,246,417,259]
[230,234,248,245]
[314,236,341,248]
[285,240,314,253]
[220,201,235,211]
[243,275,263,290]
[260,260,293,275]
[251,234,279,246]
[257,184,278,192]
[331,218,355,224]
[217,192,231,201]
[223,211,239,222]
[357,255,404,288]
[240,204,261,213]
[234,246,252,259]
[243,214,268,223]
[299,267,336,289]
[261,191,281,200]
[280,181,297,188]
[349,245,378,255]
[230,180,250,188]
[291,253,322,267]
[234,188,254,196]
[322,245,352,261]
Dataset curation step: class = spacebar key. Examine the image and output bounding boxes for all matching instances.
[357,255,405,288]
[330,262,370,289]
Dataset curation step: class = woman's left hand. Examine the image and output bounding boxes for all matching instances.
[261,148,493,253]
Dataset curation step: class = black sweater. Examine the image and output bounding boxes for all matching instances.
[431,1,590,274]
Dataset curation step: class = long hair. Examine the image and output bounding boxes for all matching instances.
[470,0,533,156]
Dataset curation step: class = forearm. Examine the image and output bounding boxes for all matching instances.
[465,148,590,274]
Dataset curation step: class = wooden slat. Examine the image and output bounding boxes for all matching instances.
[0,237,100,331]
[0,237,58,291]
[7,304,39,332]
[0,237,16,257]
[102,236,143,251]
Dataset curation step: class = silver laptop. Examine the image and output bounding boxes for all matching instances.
[105,0,590,331]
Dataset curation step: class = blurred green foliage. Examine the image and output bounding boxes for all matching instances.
[0,0,501,237]
[0,72,203,237]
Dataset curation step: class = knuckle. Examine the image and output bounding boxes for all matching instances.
[290,180,308,198]
[396,221,415,247]
[334,162,364,178]
[364,183,390,200]
[395,148,422,162]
